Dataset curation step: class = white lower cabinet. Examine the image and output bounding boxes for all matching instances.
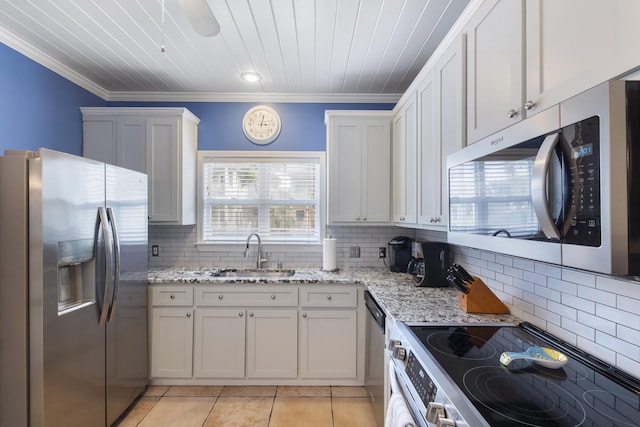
[150,307,194,378]
[150,284,364,385]
[150,286,194,378]
[299,286,359,379]
[194,308,246,378]
[246,309,298,378]
[299,310,357,379]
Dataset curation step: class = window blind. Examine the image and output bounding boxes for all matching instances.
[201,156,321,243]
[449,159,540,236]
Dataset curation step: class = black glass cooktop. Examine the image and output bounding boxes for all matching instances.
[409,323,640,427]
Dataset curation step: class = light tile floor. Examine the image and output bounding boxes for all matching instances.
[114,385,377,427]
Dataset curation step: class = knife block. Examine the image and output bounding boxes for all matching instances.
[459,276,509,314]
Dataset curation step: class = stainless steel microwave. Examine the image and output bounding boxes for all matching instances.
[447,80,640,276]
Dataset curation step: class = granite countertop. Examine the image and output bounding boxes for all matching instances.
[147,267,519,325]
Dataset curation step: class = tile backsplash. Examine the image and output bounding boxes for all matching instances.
[149,225,640,375]
[148,224,442,270]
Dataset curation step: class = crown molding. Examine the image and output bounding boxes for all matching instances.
[0,26,109,100]
[105,91,401,104]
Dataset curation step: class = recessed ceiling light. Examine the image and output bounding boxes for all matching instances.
[241,72,262,83]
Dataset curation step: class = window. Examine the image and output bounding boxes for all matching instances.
[197,151,325,244]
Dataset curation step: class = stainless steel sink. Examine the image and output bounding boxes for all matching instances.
[211,269,295,278]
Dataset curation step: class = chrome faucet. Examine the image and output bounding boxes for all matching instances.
[245,232,267,269]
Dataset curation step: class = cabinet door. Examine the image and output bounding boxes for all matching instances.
[299,310,357,379]
[417,71,438,226]
[435,34,466,227]
[246,309,297,378]
[150,307,193,378]
[147,117,180,222]
[467,0,524,143]
[117,118,146,174]
[83,120,117,164]
[362,120,391,223]
[327,118,363,223]
[526,0,640,115]
[394,94,418,225]
[194,309,245,378]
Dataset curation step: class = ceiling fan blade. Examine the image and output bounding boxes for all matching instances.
[178,0,220,37]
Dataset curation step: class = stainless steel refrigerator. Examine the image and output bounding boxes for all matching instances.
[0,148,148,427]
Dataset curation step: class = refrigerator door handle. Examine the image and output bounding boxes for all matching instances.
[98,207,115,327]
[107,207,121,322]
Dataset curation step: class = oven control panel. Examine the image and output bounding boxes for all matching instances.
[406,351,437,405]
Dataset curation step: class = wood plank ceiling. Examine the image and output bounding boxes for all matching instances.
[0,0,470,101]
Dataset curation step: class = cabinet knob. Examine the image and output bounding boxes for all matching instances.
[170,294,175,299]
[239,312,243,317]
[327,295,332,300]
[302,313,307,318]
[524,100,536,110]
[363,217,367,221]
[356,216,360,221]
[507,109,518,118]
[271,295,276,300]
[218,295,223,300]
[249,312,254,317]
[186,312,191,318]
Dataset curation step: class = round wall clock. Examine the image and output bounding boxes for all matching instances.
[242,105,281,145]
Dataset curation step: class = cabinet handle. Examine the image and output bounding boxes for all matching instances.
[524,100,536,110]
[507,109,518,118]
[249,312,254,317]
[239,312,243,317]
[271,295,276,300]
[302,313,307,318]
[186,312,191,318]
[218,295,223,300]
[327,295,332,300]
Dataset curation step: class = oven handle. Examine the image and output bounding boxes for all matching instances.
[532,132,562,240]
[387,360,420,427]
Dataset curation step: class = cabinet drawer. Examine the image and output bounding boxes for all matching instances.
[151,286,194,306]
[196,286,298,307]
[300,286,358,308]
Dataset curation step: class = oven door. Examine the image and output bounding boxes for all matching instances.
[387,359,423,427]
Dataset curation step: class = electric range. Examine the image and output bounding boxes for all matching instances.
[389,321,640,426]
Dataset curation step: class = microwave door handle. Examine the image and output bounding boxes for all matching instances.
[106,207,120,322]
[97,207,114,327]
[532,133,562,240]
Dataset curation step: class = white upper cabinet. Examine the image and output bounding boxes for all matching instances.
[82,107,199,225]
[326,111,392,225]
[418,34,466,229]
[466,0,524,143]
[393,93,418,226]
[466,0,640,144]
[525,0,640,114]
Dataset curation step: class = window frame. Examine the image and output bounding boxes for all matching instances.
[196,150,326,248]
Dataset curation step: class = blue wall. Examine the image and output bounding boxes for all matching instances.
[108,101,394,152]
[0,43,106,155]
[1,41,393,155]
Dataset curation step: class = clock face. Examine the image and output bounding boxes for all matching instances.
[242,106,281,145]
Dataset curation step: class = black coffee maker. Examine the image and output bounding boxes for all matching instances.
[388,236,413,272]
[407,241,450,287]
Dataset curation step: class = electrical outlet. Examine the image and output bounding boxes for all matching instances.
[378,247,386,258]
[349,246,360,258]
[152,245,159,256]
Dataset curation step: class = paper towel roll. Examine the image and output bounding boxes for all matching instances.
[322,237,337,271]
